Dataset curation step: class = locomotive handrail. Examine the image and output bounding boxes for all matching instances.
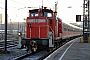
[39,25,54,39]
[38,25,54,39]
[48,26,54,40]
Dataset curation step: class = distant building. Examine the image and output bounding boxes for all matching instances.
[0,14,8,24]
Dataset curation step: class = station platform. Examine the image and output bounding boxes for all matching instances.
[44,37,90,60]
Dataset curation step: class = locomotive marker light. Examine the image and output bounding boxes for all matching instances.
[17,32,22,48]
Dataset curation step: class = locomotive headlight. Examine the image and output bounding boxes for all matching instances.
[18,32,22,36]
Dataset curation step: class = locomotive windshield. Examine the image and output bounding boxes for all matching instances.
[44,12,52,18]
[31,12,52,18]
[29,9,52,18]
[31,12,38,17]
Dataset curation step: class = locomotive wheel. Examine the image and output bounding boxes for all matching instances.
[30,41,37,52]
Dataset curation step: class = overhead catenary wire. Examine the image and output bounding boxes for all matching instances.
[0,0,27,9]
[0,7,4,9]
[0,2,4,4]
[47,0,54,5]
[0,1,15,9]
[10,0,26,6]
[0,1,26,13]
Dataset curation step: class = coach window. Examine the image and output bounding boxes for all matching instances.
[73,29,75,32]
[64,28,67,31]
[68,29,69,31]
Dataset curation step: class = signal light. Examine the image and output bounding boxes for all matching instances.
[18,32,22,36]
[76,15,81,22]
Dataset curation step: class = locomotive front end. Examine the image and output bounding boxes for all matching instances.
[22,18,50,52]
[21,8,54,52]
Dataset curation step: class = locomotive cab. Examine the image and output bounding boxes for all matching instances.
[26,7,54,39]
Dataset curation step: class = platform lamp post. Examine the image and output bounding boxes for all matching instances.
[4,0,9,53]
[23,18,26,37]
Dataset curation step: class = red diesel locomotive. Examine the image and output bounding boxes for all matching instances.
[21,7,82,52]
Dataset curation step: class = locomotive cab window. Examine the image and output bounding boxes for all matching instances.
[44,12,52,18]
[31,12,38,17]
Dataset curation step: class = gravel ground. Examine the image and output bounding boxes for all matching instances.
[0,46,27,60]
[23,51,47,60]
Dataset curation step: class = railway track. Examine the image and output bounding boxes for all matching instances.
[0,37,78,60]
[0,39,18,49]
[0,36,78,60]
[14,39,71,60]
[15,50,47,60]
[14,47,63,60]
